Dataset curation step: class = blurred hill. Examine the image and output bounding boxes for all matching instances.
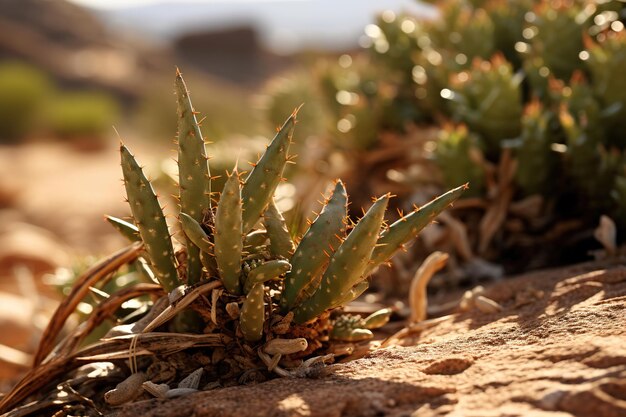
[0,0,172,102]
[0,0,432,93]
[174,27,294,87]
[90,0,431,53]
[0,0,292,114]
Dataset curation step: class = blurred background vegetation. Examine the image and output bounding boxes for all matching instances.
[0,0,625,383]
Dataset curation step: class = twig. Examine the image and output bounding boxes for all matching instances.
[409,252,449,323]
[47,283,163,362]
[142,280,222,333]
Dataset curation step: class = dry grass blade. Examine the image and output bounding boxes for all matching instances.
[3,383,99,417]
[49,283,164,362]
[0,356,74,414]
[34,242,143,366]
[0,332,227,414]
[479,150,517,254]
[142,280,222,333]
[76,332,227,361]
[438,212,473,261]
[478,187,513,254]
[105,296,170,337]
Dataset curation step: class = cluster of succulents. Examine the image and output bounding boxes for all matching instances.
[264,0,626,266]
[0,70,465,415]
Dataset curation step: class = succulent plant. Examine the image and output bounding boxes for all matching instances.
[513,100,560,196]
[486,0,531,67]
[368,11,422,76]
[434,124,486,198]
[1,69,465,414]
[329,308,392,342]
[262,69,328,143]
[446,55,524,159]
[427,0,496,64]
[118,67,465,356]
[0,61,52,141]
[585,31,626,145]
[522,1,589,81]
[316,57,384,149]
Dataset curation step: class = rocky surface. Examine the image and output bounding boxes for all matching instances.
[112,260,626,417]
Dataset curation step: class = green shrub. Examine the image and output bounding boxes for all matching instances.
[45,91,120,139]
[0,61,53,141]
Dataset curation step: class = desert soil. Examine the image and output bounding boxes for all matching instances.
[0,141,163,384]
[112,260,626,417]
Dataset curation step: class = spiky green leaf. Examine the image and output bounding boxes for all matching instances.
[366,184,467,275]
[214,170,243,294]
[105,215,140,242]
[281,180,348,311]
[264,199,295,258]
[293,195,389,323]
[175,69,210,284]
[180,212,213,254]
[120,144,179,291]
[240,282,265,342]
[241,114,295,233]
[244,259,291,293]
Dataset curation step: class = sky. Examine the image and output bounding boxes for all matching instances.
[69,0,317,9]
[67,0,432,53]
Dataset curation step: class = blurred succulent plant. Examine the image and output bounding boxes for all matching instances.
[316,55,427,150]
[262,69,327,142]
[0,61,52,141]
[1,70,465,414]
[435,124,486,198]
[260,0,626,270]
[446,55,524,158]
[522,1,590,81]
[512,100,560,196]
[45,91,120,141]
[368,11,422,76]
[486,0,531,67]
[427,0,496,64]
[585,31,626,144]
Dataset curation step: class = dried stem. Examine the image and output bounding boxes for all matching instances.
[409,251,449,323]
[34,243,143,366]
[50,283,163,361]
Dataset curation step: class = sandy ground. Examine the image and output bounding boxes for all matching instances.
[112,260,626,417]
[0,141,168,256]
[0,141,165,380]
